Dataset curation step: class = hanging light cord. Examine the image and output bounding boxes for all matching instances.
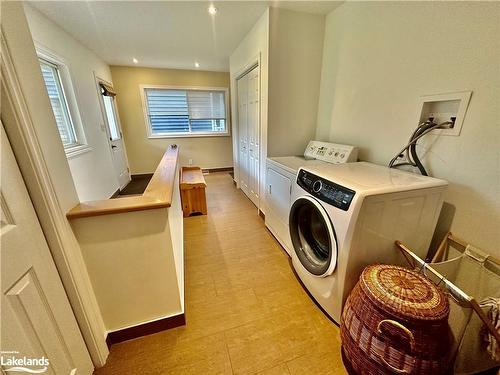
[388,119,454,176]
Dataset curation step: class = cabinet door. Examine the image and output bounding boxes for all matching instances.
[267,167,292,222]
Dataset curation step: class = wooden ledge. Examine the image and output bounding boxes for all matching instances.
[67,145,179,220]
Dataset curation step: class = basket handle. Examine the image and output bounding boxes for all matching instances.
[375,319,416,374]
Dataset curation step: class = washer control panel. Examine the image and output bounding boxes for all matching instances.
[297,169,356,211]
[304,141,358,164]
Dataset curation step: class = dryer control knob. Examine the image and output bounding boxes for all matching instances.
[313,180,323,193]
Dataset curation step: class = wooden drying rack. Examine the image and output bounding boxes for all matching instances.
[432,232,500,266]
[395,239,500,346]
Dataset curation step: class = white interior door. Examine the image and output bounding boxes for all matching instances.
[237,74,249,196]
[98,80,130,190]
[237,65,259,207]
[1,123,93,374]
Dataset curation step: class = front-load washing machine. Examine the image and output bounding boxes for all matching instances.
[289,162,448,323]
[266,141,358,256]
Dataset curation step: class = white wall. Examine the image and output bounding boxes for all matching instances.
[230,8,270,211]
[316,2,500,256]
[24,5,119,201]
[268,8,324,157]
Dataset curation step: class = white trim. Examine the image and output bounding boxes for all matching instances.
[148,132,230,139]
[65,144,93,159]
[1,32,109,366]
[139,84,231,139]
[34,41,89,156]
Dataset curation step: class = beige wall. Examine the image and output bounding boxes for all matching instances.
[316,2,500,256]
[268,8,324,157]
[25,5,119,201]
[110,66,233,174]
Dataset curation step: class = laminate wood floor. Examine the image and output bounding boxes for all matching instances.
[94,172,347,375]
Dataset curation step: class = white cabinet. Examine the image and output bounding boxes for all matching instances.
[267,167,291,220]
[265,160,294,255]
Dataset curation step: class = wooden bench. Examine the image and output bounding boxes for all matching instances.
[180,166,207,217]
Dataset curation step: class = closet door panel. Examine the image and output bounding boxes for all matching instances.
[237,75,249,195]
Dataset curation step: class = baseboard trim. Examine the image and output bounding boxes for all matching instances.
[105,313,185,347]
[109,189,120,199]
[259,209,265,220]
[201,167,234,174]
[131,173,154,180]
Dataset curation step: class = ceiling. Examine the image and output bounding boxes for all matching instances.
[28,1,341,72]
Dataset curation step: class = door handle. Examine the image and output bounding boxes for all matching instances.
[111,145,117,149]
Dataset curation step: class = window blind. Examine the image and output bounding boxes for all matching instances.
[145,88,226,135]
[39,60,77,146]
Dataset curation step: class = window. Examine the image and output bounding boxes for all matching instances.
[37,47,90,159]
[99,83,121,140]
[39,59,77,147]
[142,87,228,137]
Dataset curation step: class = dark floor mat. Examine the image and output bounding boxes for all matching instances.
[116,176,152,197]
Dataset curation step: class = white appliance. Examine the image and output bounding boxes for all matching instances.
[289,162,448,323]
[265,141,358,255]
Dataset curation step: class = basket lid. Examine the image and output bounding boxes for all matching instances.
[360,264,449,322]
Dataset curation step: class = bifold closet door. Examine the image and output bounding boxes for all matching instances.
[237,66,259,208]
[246,67,260,207]
[237,74,249,196]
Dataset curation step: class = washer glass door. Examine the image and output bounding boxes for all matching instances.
[289,196,337,276]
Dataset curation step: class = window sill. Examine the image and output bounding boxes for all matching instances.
[65,144,93,159]
[148,132,230,139]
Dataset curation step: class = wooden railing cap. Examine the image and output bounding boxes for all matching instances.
[67,145,179,220]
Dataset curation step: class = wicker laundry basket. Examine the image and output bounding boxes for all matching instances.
[341,264,451,374]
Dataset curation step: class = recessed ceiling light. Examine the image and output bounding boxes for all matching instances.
[132,58,138,64]
[208,5,217,15]
[195,62,200,68]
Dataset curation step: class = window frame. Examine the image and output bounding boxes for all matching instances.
[139,84,230,139]
[36,43,91,159]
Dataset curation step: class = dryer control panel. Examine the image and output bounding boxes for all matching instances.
[304,141,358,164]
[297,169,356,211]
